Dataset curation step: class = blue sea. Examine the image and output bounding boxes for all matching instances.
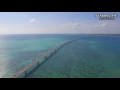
[0,34,120,78]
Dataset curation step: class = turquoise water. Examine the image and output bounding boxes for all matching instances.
[0,34,120,78]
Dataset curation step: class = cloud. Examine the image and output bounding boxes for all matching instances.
[72,23,80,27]
[92,25,99,28]
[18,24,24,26]
[101,23,108,27]
[63,23,94,30]
[63,23,81,28]
[92,23,108,28]
[29,18,39,23]
[63,23,72,27]
[62,22,110,31]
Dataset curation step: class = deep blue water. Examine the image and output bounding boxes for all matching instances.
[0,34,120,78]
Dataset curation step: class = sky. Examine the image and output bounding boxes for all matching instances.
[0,12,120,34]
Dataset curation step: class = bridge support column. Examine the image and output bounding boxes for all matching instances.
[37,62,39,65]
[54,49,56,52]
[25,71,27,75]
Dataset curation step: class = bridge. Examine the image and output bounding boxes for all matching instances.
[11,37,91,78]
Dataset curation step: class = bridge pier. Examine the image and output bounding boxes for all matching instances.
[37,62,39,65]
[54,49,57,52]
[54,49,56,52]
[51,52,52,55]
[25,71,27,75]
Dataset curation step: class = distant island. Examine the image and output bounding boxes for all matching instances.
[88,34,120,36]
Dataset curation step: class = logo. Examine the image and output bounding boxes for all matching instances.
[95,14,118,20]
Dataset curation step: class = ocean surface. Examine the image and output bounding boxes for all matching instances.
[0,34,120,78]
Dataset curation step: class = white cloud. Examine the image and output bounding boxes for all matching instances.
[18,24,24,26]
[92,23,108,28]
[29,18,39,23]
[1,20,120,34]
[92,25,99,28]
[63,23,81,28]
[62,22,110,32]
[63,23,94,30]
[73,23,80,27]
[101,23,108,27]
[63,23,72,27]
